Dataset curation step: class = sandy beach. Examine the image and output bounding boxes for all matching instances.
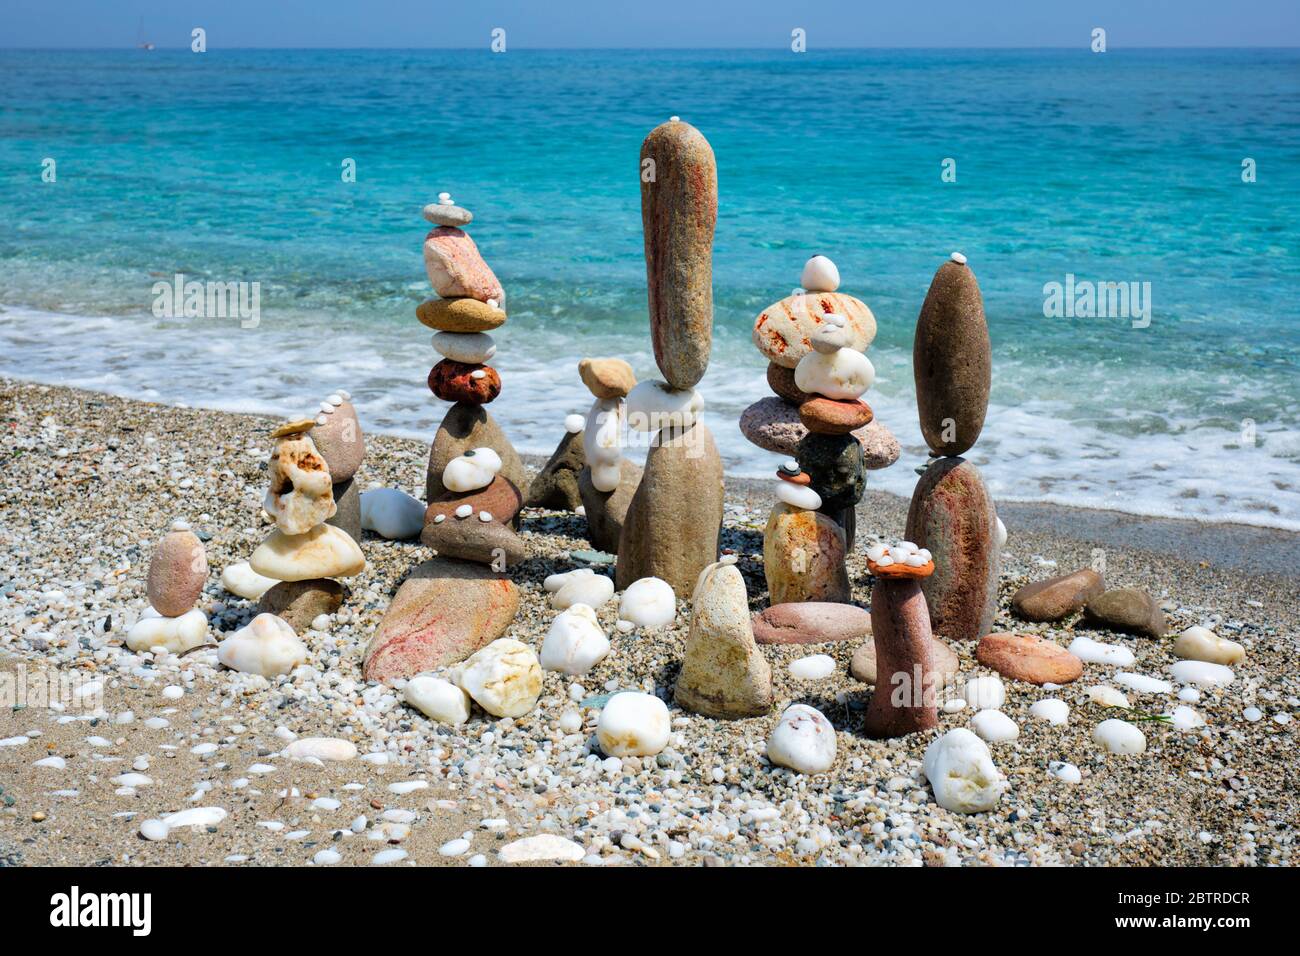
[0,377,1296,867]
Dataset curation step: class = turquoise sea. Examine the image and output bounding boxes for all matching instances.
[1,48,1298,527]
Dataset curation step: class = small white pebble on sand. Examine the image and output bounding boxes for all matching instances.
[498,835,585,863]
[162,685,184,700]
[788,655,836,680]
[1087,685,1130,709]
[1049,761,1081,784]
[440,838,471,857]
[1243,707,1262,722]
[371,849,408,865]
[942,698,967,713]
[1114,672,1173,695]
[970,709,1019,743]
[1029,698,1069,725]
[469,854,487,867]
[1170,660,1234,688]
[162,807,226,829]
[314,849,342,865]
[34,756,66,769]
[388,780,429,795]
[1068,636,1135,667]
[964,676,1005,710]
[139,819,170,841]
[1168,705,1205,731]
[1093,718,1146,754]
[1178,686,1201,703]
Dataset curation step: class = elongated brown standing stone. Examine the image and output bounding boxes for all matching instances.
[864,576,940,738]
[905,457,998,643]
[913,256,991,457]
[579,458,642,554]
[616,422,723,598]
[640,119,716,389]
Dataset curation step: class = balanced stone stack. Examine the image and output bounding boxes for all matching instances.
[251,419,366,629]
[742,256,900,550]
[575,357,642,553]
[417,193,528,503]
[126,519,210,654]
[364,194,525,682]
[763,461,849,604]
[615,118,723,598]
[310,390,365,544]
[904,253,1001,644]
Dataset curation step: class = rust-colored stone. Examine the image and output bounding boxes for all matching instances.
[863,576,940,739]
[427,360,500,404]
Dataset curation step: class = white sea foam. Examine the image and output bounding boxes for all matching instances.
[2,304,1296,531]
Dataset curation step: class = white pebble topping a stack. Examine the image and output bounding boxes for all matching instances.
[865,541,932,568]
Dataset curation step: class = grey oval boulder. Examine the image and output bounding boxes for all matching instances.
[1083,588,1167,638]
[310,400,365,483]
[913,257,991,457]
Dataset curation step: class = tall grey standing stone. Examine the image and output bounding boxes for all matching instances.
[675,559,773,718]
[913,256,991,457]
[615,422,723,598]
[640,119,717,390]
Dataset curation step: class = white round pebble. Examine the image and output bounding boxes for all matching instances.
[162,685,184,700]
[1093,718,1146,754]
[1049,761,1081,784]
[596,691,670,758]
[618,577,677,628]
[963,676,1006,710]
[776,480,822,511]
[970,709,1019,743]
[314,849,342,865]
[371,849,408,865]
[404,675,472,726]
[139,819,170,841]
[439,838,470,857]
[766,704,837,775]
[1244,707,1263,722]
[923,729,1007,814]
[1068,636,1135,667]
[1170,660,1234,688]
[788,655,836,680]
[1114,672,1173,695]
[1028,698,1069,725]
[564,413,584,434]
[539,604,610,676]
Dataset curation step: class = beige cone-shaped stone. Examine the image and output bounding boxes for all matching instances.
[250,524,365,582]
[763,503,850,604]
[615,421,723,598]
[426,402,528,503]
[675,559,772,718]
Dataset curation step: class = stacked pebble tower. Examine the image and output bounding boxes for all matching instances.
[575,357,642,553]
[418,193,528,503]
[614,118,724,599]
[362,193,527,682]
[126,519,210,654]
[763,459,850,604]
[904,252,1002,644]
[249,418,366,629]
[742,256,897,553]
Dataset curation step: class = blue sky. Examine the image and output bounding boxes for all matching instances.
[2,0,1297,48]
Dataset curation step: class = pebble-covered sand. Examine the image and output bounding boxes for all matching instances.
[1,378,1296,867]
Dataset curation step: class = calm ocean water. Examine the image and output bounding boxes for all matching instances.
[2,48,1298,528]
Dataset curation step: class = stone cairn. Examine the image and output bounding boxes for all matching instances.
[741,255,902,562]
[126,519,210,654]
[904,252,1001,644]
[575,358,642,554]
[614,118,723,599]
[249,417,367,629]
[363,193,525,682]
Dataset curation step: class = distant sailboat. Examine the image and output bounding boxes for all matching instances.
[136,16,155,50]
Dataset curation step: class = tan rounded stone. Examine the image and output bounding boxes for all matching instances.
[753,291,876,369]
[975,632,1083,685]
[763,503,850,605]
[416,297,506,333]
[578,358,637,399]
